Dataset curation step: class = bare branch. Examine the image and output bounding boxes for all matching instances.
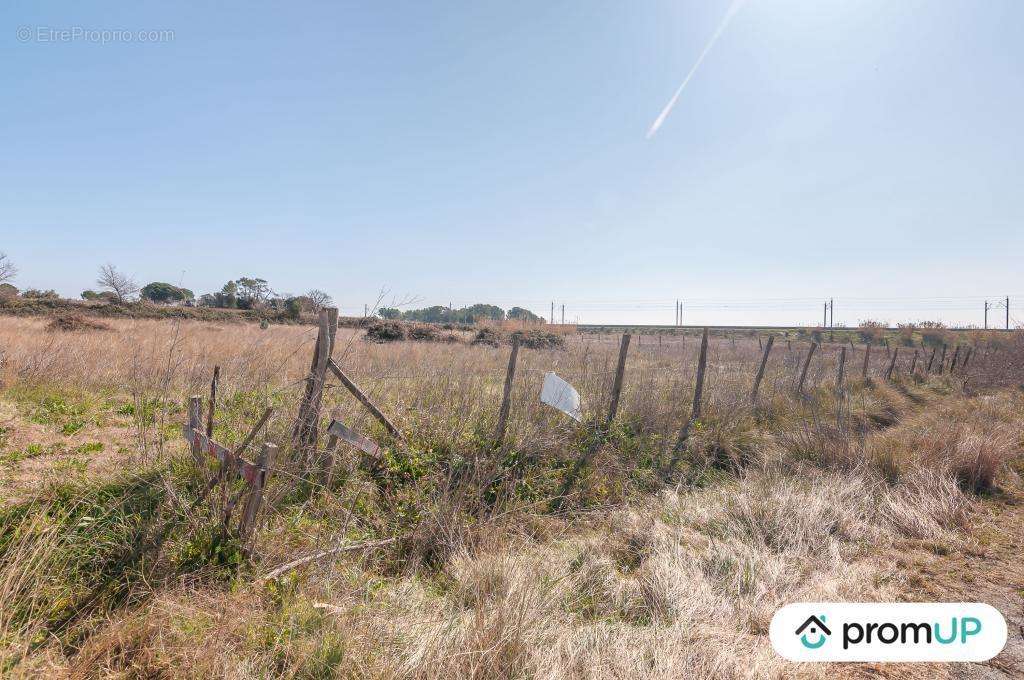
[96,263,140,303]
[0,252,17,284]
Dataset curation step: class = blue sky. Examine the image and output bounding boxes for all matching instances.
[2,0,1021,326]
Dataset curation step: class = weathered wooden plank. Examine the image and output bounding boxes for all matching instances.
[326,419,381,457]
[327,358,403,440]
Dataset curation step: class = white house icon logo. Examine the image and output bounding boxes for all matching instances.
[795,614,831,649]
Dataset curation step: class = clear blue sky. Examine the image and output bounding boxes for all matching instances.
[2,0,1021,326]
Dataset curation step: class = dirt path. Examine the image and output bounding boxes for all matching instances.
[863,480,1024,679]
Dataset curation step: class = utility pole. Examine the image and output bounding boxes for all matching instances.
[561,304,565,325]
[363,303,368,317]
[675,299,679,326]
[829,298,834,329]
[550,301,554,325]
[680,299,683,326]
[984,301,989,329]
[1007,296,1010,331]
[823,302,827,328]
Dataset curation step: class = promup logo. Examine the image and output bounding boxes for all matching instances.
[795,615,831,649]
[770,603,1007,662]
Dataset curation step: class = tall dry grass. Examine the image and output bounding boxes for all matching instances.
[0,316,1021,678]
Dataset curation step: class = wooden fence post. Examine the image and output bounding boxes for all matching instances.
[757,335,762,351]
[673,327,708,453]
[910,349,919,375]
[750,335,774,405]
[606,334,631,425]
[949,345,960,372]
[294,308,338,449]
[836,346,846,395]
[796,342,818,396]
[206,365,220,438]
[862,342,871,378]
[885,347,899,381]
[939,344,947,374]
[188,396,203,467]
[927,346,937,372]
[494,336,521,446]
[961,347,972,371]
[240,443,277,542]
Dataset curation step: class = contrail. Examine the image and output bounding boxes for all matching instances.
[646,0,747,139]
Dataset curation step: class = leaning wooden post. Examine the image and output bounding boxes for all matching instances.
[188,396,204,467]
[239,442,276,542]
[836,346,846,395]
[757,334,762,351]
[606,334,631,426]
[926,346,937,372]
[938,344,947,374]
[796,342,818,396]
[673,327,709,453]
[910,349,919,375]
[206,365,220,437]
[949,345,960,372]
[750,335,774,405]
[494,336,521,446]
[885,346,899,381]
[327,359,404,441]
[293,308,339,449]
[961,347,972,371]
[862,342,871,378]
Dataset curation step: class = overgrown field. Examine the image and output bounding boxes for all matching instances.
[0,316,1022,678]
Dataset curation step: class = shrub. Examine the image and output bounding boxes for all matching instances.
[365,320,407,342]
[511,330,564,350]
[897,324,916,347]
[858,320,886,344]
[47,314,112,333]
[471,327,504,347]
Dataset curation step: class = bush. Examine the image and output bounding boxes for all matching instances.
[858,320,886,344]
[47,314,112,333]
[512,330,564,350]
[471,327,504,347]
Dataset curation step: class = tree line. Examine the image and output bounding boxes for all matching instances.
[0,253,544,324]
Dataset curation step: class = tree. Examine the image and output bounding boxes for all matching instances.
[306,289,332,313]
[378,307,401,319]
[284,297,303,320]
[0,283,18,300]
[507,306,542,323]
[97,263,139,303]
[0,252,15,284]
[141,282,194,304]
[235,277,272,309]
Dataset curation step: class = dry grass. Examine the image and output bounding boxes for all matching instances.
[0,316,1021,678]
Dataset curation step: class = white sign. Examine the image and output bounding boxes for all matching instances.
[770,602,1007,662]
[540,372,582,422]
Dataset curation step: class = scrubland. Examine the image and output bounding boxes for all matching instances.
[0,316,1021,679]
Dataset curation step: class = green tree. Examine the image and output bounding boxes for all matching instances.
[378,307,401,319]
[141,282,193,304]
[235,277,272,309]
[507,306,542,323]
